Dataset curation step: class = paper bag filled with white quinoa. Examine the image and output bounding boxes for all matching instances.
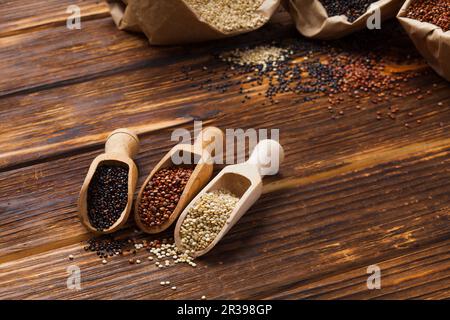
[107,0,281,45]
[397,0,450,82]
[284,0,404,39]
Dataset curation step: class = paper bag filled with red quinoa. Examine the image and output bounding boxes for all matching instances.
[397,0,450,82]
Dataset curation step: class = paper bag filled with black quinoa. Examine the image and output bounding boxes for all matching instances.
[107,0,281,45]
[397,0,450,82]
[284,0,404,39]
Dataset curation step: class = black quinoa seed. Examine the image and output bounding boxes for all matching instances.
[87,164,128,231]
[321,0,377,22]
[86,236,129,260]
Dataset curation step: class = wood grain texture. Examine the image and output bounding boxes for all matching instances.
[0,146,449,299]
[0,17,150,96]
[265,239,450,299]
[0,16,296,169]
[1,104,449,259]
[1,67,448,171]
[0,5,449,299]
[0,0,109,38]
[0,12,448,171]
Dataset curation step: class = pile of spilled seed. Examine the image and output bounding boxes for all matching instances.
[178,22,439,127]
[180,189,239,252]
[81,190,240,271]
[138,167,193,227]
[184,0,268,33]
[83,236,197,267]
[321,0,377,22]
[84,237,128,259]
[214,40,424,110]
[220,45,289,71]
[406,0,450,32]
[78,235,207,297]
[87,165,128,231]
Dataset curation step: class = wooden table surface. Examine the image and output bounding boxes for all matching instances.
[0,1,449,300]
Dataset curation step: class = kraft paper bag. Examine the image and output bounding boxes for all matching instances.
[284,0,404,39]
[108,0,141,32]
[107,0,281,45]
[397,0,450,82]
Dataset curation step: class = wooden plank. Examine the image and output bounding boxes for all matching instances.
[264,239,450,299]
[0,13,292,96]
[2,12,448,172]
[0,65,449,257]
[0,129,176,259]
[0,9,293,95]
[0,64,448,170]
[0,5,449,300]
[1,98,450,258]
[0,145,449,299]
[0,17,153,96]
[0,0,109,38]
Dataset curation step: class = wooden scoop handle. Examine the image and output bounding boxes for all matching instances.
[193,126,224,157]
[105,128,140,158]
[247,139,284,176]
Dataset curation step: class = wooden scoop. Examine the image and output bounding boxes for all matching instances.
[174,139,284,257]
[134,126,224,234]
[78,128,139,234]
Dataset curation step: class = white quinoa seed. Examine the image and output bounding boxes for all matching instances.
[183,0,268,33]
[220,45,288,71]
[148,241,197,268]
[179,189,239,252]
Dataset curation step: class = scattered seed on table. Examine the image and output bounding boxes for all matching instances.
[68,254,74,260]
[181,25,428,133]
[86,237,128,261]
[220,45,288,71]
